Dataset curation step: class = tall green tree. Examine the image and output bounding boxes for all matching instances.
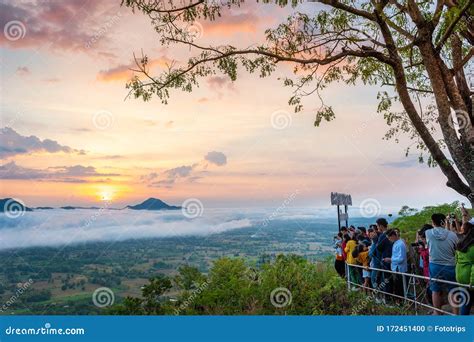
[122,0,474,205]
[109,275,172,315]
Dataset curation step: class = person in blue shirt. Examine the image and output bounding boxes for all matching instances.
[384,229,407,299]
[376,218,393,295]
[368,227,380,288]
[376,218,393,262]
[386,229,408,272]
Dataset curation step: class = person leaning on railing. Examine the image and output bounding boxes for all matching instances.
[368,227,381,289]
[356,243,371,294]
[455,221,474,315]
[413,224,432,280]
[384,229,408,299]
[411,224,433,304]
[376,218,393,295]
[426,213,459,315]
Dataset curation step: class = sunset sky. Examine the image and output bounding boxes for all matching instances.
[0,0,466,211]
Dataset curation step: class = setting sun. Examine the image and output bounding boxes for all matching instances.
[94,185,120,202]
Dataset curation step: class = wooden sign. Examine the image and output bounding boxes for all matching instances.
[330,192,352,206]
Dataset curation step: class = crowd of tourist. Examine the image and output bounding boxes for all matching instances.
[333,205,474,315]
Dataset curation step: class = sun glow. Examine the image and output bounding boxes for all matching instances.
[95,185,119,202]
[99,191,114,202]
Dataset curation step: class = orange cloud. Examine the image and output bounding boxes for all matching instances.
[97,63,133,82]
[97,56,173,82]
[203,13,261,36]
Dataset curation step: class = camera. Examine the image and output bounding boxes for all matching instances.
[411,240,425,248]
[448,213,456,224]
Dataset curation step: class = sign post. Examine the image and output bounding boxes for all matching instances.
[330,192,352,231]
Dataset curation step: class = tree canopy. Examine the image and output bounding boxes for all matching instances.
[121,0,474,205]
[109,255,402,315]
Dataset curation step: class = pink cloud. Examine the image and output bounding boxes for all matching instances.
[42,78,61,83]
[0,1,121,51]
[206,76,237,98]
[15,66,30,76]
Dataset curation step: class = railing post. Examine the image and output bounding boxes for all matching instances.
[346,263,350,291]
[402,273,407,301]
[344,263,469,315]
[413,275,418,315]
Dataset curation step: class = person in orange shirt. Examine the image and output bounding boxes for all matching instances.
[357,244,371,294]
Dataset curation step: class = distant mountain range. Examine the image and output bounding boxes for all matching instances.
[0,197,181,213]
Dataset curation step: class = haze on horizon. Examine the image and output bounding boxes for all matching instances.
[0,0,467,212]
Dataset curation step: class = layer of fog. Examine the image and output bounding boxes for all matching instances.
[0,207,374,250]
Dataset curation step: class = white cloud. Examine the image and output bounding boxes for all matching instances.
[204,151,227,166]
[142,151,227,188]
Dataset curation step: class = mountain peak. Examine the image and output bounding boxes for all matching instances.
[127,197,181,211]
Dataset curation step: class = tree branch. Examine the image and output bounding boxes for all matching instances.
[315,0,376,21]
[133,46,393,92]
[123,0,206,14]
[382,83,433,94]
[436,0,474,51]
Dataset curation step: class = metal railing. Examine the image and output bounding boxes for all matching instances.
[345,262,472,315]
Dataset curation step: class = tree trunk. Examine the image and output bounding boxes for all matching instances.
[415,41,473,200]
[373,8,473,205]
